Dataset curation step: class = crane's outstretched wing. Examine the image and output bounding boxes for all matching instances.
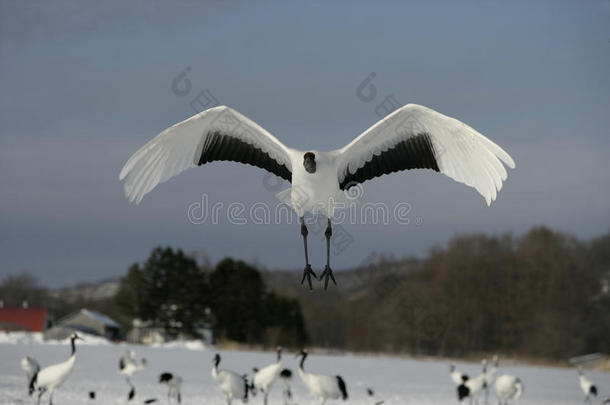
[120,106,292,203]
[336,104,515,205]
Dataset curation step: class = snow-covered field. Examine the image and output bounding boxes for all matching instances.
[0,334,607,405]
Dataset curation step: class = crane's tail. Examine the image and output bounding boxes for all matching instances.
[28,372,38,396]
[336,375,348,400]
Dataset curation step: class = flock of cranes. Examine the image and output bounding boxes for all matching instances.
[19,339,606,405]
[450,356,522,404]
[449,356,605,405]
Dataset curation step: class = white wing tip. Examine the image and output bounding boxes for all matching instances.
[119,165,129,181]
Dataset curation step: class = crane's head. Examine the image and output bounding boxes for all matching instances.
[213,353,221,367]
[70,333,84,342]
[303,152,316,173]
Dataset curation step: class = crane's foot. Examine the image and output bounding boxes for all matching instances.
[319,265,337,290]
[301,265,317,290]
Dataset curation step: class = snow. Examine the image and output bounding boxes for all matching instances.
[0,335,607,405]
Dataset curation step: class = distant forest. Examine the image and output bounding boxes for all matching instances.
[2,226,609,361]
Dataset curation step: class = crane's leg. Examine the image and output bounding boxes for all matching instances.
[48,388,54,405]
[319,219,337,290]
[37,389,44,405]
[264,391,268,405]
[300,217,316,290]
[127,377,135,401]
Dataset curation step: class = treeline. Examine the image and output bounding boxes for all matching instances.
[115,247,307,347]
[2,226,608,361]
[290,227,610,359]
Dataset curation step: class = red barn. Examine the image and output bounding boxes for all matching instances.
[0,307,53,332]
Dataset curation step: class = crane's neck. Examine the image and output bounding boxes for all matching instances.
[70,337,77,356]
[62,351,77,375]
[299,353,307,371]
[212,356,220,380]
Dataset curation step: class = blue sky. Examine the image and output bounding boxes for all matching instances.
[1,0,609,287]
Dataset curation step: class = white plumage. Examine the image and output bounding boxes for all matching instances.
[120,104,515,289]
[578,366,598,404]
[212,353,249,405]
[458,360,488,404]
[119,349,147,377]
[450,363,469,385]
[494,374,523,404]
[483,356,499,404]
[278,368,293,405]
[120,104,514,210]
[29,333,82,405]
[21,356,40,394]
[252,347,283,405]
[297,349,348,405]
[119,349,147,400]
[159,372,183,404]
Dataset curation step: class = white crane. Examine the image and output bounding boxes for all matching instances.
[212,353,249,405]
[483,356,499,405]
[21,356,40,395]
[252,347,283,405]
[297,349,348,405]
[494,374,523,405]
[457,361,488,404]
[450,363,470,385]
[120,104,515,290]
[119,349,147,401]
[278,368,293,405]
[159,372,183,404]
[578,366,598,404]
[29,333,83,405]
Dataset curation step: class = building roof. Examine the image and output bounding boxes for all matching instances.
[81,309,120,328]
[0,307,48,332]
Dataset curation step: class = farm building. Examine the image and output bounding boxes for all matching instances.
[0,306,54,332]
[44,308,120,340]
